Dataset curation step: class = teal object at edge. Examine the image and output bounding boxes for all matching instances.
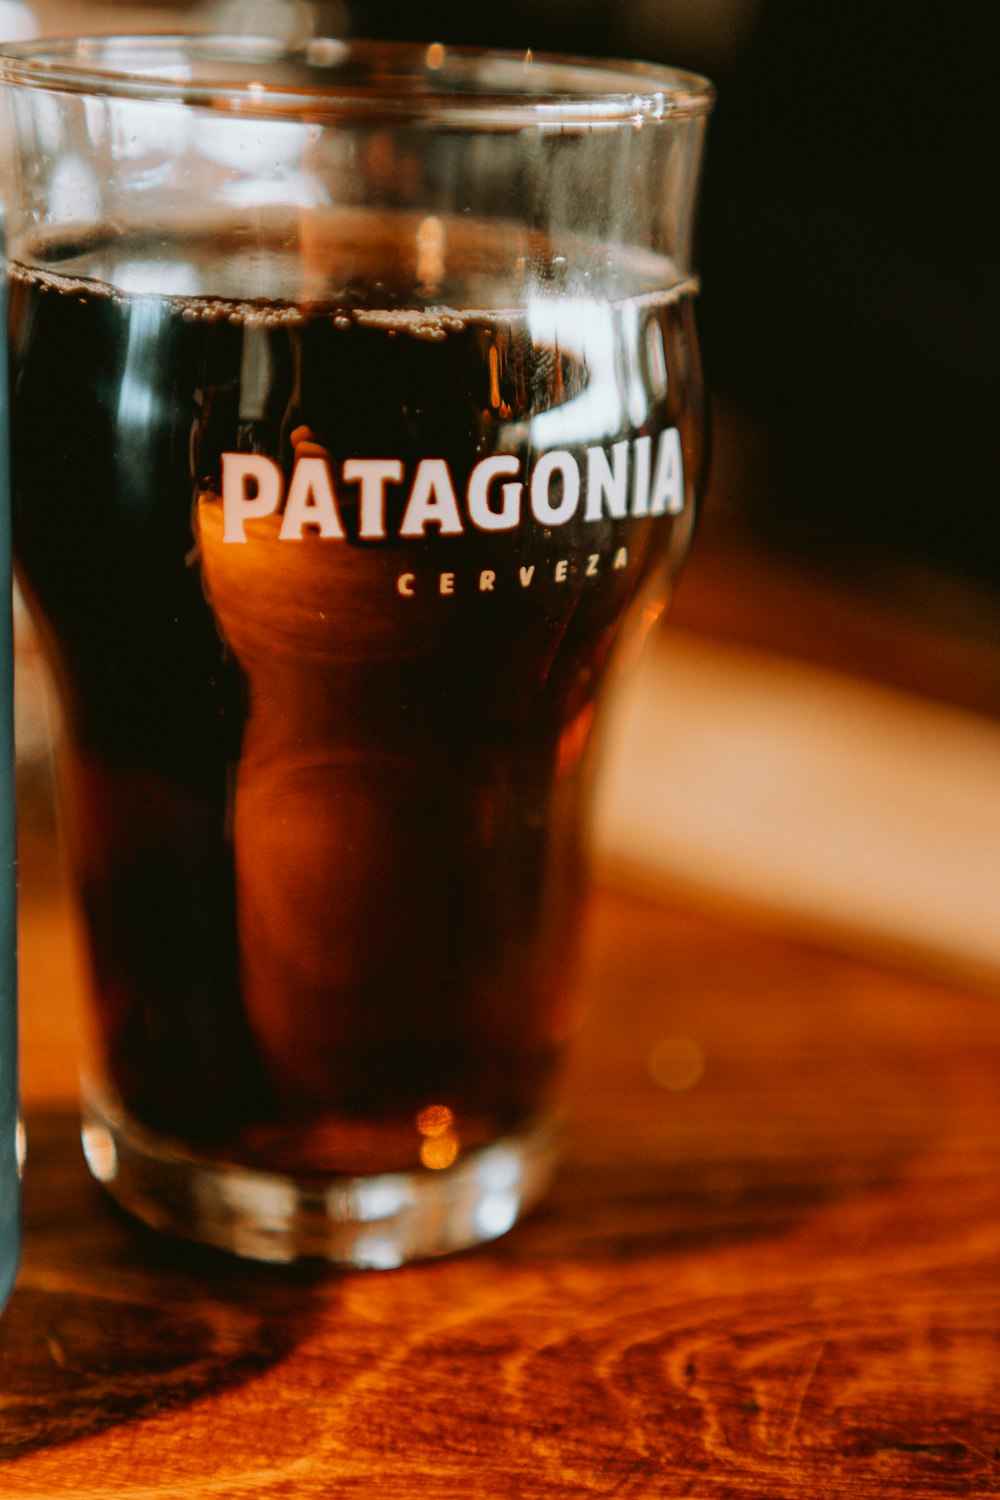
[1,219,19,1310]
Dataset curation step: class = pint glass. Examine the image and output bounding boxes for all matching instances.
[0,37,712,1264]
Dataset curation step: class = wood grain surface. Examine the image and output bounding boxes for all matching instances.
[4,829,1000,1497]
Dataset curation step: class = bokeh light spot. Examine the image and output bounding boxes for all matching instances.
[648,1035,705,1091]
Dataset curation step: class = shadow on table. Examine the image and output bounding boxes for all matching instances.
[0,1107,331,1463]
[507,1149,904,1265]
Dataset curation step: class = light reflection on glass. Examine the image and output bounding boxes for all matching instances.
[198,113,310,168]
[115,259,201,297]
[527,297,625,448]
[81,1120,117,1182]
[474,1191,519,1238]
[230,1226,294,1264]
[419,1133,459,1170]
[353,1235,404,1270]
[416,1102,453,1138]
[474,1143,522,1194]
[48,154,102,226]
[616,597,668,674]
[645,311,669,398]
[416,1102,459,1169]
[116,296,166,439]
[416,215,445,291]
[351,1175,415,1222]
[217,1171,298,1222]
[107,98,191,163]
[556,701,595,776]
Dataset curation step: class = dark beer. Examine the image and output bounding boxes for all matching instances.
[8,217,704,1178]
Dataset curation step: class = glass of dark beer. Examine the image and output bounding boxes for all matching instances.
[0,37,712,1264]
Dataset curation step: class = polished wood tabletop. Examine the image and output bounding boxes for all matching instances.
[4,528,1000,1497]
[4,831,1000,1495]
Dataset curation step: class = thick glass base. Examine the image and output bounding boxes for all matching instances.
[80,1085,560,1266]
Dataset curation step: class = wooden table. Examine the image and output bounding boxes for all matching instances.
[4,826,1000,1496]
[5,519,1000,1496]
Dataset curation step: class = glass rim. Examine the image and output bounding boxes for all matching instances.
[0,34,714,126]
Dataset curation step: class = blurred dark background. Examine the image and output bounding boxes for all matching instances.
[334,0,997,608]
